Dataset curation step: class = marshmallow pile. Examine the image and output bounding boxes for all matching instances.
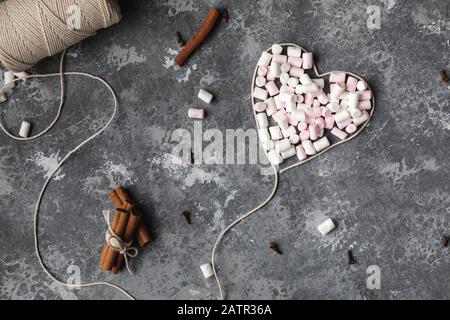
[253,44,372,166]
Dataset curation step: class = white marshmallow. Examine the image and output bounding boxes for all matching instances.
[291,110,306,122]
[281,63,291,73]
[312,79,325,88]
[253,87,269,101]
[256,113,268,128]
[287,46,302,58]
[302,140,316,155]
[198,89,214,104]
[347,92,359,109]
[255,76,267,87]
[258,52,273,66]
[299,73,313,85]
[270,62,281,77]
[281,146,296,159]
[313,136,330,152]
[269,126,283,140]
[259,128,271,143]
[356,80,367,91]
[334,110,350,123]
[200,263,214,279]
[283,125,297,138]
[327,102,340,113]
[317,218,336,236]
[348,107,362,118]
[275,138,292,153]
[265,98,277,116]
[288,77,299,88]
[280,72,290,85]
[4,71,15,89]
[276,114,289,130]
[271,44,283,55]
[289,134,300,145]
[262,140,275,151]
[19,121,31,138]
[352,111,369,126]
[279,91,296,103]
[267,149,283,165]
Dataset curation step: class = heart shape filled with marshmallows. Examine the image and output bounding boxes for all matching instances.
[252,43,375,170]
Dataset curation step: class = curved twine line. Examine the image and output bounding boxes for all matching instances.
[0,51,135,300]
[211,43,375,300]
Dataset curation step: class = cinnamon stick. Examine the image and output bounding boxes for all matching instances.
[174,8,220,66]
[99,210,120,267]
[102,209,130,271]
[109,187,151,247]
[112,211,142,274]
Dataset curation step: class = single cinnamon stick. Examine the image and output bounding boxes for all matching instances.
[102,209,130,271]
[174,8,220,66]
[112,211,142,274]
[109,187,151,247]
[99,211,120,267]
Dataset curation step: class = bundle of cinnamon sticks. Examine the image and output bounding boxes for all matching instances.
[99,187,151,273]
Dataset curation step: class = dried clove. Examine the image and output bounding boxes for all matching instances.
[442,235,449,248]
[268,241,282,255]
[439,69,449,83]
[222,8,229,23]
[176,31,185,47]
[181,211,191,225]
[346,250,355,265]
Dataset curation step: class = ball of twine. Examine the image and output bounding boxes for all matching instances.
[0,0,121,72]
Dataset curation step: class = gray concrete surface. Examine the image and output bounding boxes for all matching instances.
[0,0,449,300]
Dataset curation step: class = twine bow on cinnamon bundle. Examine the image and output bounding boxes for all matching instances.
[99,187,152,274]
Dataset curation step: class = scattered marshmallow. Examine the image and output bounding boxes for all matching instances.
[330,71,346,83]
[19,121,31,138]
[317,218,336,235]
[256,113,269,128]
[281,63,291,73]
[200,263,214,279]
[281,146,296,159]
[356,80,367,91]
[254,102,267,112]
[331,127,348,140]
[302,52,313,69]
[4,71,15,89]
[198,89,214,104]
[269,126,283,140]
[302,140,316,155]
[268,149,283,165]
[273,54,287,65]
[188,108,205,119]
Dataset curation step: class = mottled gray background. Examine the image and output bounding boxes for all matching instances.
[0,0,449,300]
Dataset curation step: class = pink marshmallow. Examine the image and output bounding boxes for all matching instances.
[330,83,346,101]
[300,130,310,141]
[324,116,335,129]
[346,76,358,92]
[296,145,307,160]
[359,90,372,101]
[288,56,303,67]
[280,84,295,93]
[312,99,321,109]
[254,102,267,112]
[359,100,372,110]
[309,124,319,141]
[330,71,346,83]
[273,54,287,64]
[315,117,325,129]
[188,108,205,119]
[305,114,315,124]
[296,94,305,104]
[274,95,284,110]
[258,66,268,77]
[302,52,313,69]
[304,93,314,105]
[265,81,279,96]
[312,105,322,117]
[346,123,357,134]
[337,118,352,130]
[289,66,304,78]
[298,122,308,131]
[266,70,276,81]
[321,107,332,117]
[331,127,348,140]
